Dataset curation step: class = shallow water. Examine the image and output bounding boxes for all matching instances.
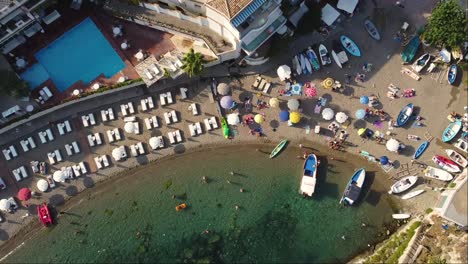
[4,145,395,263]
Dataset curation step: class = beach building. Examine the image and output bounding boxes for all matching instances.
[107,0,288,64]
[435,169,467,228]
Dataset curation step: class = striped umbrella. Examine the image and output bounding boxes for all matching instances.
[304,84,317,97]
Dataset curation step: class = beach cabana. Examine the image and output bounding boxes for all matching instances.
[277,65,292,81]
[217,83,230,95]
[386,139,400,152]
[322,78,334,89]
[290,112,301,124]
[269,98,280,108]
[254,114,264,124]
[53,170,67,183]
[227,113,240,125]
[17,188,32,201]
[287,99,300,111]
[0,199,11,211]
[355,109,366,119]
[335,112,348,123]
[220,96,234,109]
[37,179,49,192]
[322,108,335,120]
[279,111,289,122]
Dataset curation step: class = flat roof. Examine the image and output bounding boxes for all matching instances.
[442,180,467,227]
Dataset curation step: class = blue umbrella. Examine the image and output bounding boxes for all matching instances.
[220,96,234,109]
[380,156,389,165]
[279,110,290,122]
[360,96,369,104]
[355,109,366,119]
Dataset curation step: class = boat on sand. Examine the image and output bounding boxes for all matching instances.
[413,141,429,159]
[445,149,467,168]
[432,155,460,173]
[389,176,418,194]
[364,19,380,40]
[442,120,462,142]
[392,214,411,220]
[401,189,425,200]
[340,35,361,57]
[411,53,432,73]
[270,139,288,159]
[447,64,457,85]
[424,166,453,181]
[331,41,348,68]
[300,154,318,197]
[318,44,332,66]
[396,103,414,127]
[340,168,366,206]
[401,36,420,63]
[454,138,467,153]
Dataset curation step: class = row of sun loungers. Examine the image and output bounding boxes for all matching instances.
[20,137,36,152]
[38,128,54,144]
[140,96,155,111]
[204,117,219,131]
[65,141,80,156]
[87,133,102,147]
[144,116,159,130]
[101,108,115,122]
[57,120,72,135]
[164,110,178,124]
[94,155,110,170]
[107,128,122,143]
[47,149,63,165]
[81,113,96,127]
[3,145,18,160]
[72,162,87,177]
[168,130,183,144]
[12,166,28,182]
[130,142,146,157]
[188,122,203,137]
[252,75,272,94]
[120,102,135,117]
[160,92,173,106]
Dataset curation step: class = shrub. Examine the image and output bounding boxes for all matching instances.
[448,183,456,188]
[425,208,433,214]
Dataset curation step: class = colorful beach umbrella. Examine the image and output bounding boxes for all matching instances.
[386,138,400,152]
[269,98,279,108]
[358,128,367,136]
[277,65,292,81]
[335,112,348,123]
[254,114,264,124]
[279,110,289,122]
[355,109,366,119]
[304,85,317,97]
[36,179,49,192]
[290,83,302,95]
[360,96,369,104]
[220,96,234,109]
[380,156,389,165]
[287,99,300,110]
[322,108,335,120]
[217,83,230,95]
[17,188,32,201]
[322,78,334,89]
[290,111,301,124]
[0,199,11,211]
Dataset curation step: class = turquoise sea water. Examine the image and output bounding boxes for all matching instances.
[4,145,395,263]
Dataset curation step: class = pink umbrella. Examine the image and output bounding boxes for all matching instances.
[304,86,317,97]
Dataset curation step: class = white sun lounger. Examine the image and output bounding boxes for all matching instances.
[159,93,167,106]
[57,123,65,135]
[20,140,29,152]
[48,152,56,164]
[147,96,154,109]
[166,92,173,104]
[72,141,80,153]
[46,129,54,141]
[120,104,128,116]
[64,120,72,132]
[102,155,109,167]
[151,116,158,128]
[94,133,102,145]
[204,118,212,131]
[38,131,47,144]
[55,149,62,162]
[72,165,81,177]
[164,112,171,124]
[87,134,95,147]
[191,103,199,115]
[19,166,28,178]
[130,144,138,157]
[28,137,36,149]
[79,162,87,174]
[141,99,148,111]
[81,115,90,127]
[133,122,140,134]
[9,145,17,157]
[94,157,103,169]
[107,130,115,143]
[101,110,108,122]
[209,117,218,129]
[168,132,176,144]
[263,82,271,94]
[127,102,135,114]
[113,128,121,141]
[137,142,145,155]
[144,69,154,80]
[189,124,196,136]
[65,144,73,156]
[258,79,266,90]
[108,108,115,120]
[144,118,152,130]
[195,122,202,134]
[150,64,160,75]
[89,113,96,125]
[171,110,178,122]
[2,149,11,161]
[175,130,182,142]
[13,168,22,181]
[180,87,188,99]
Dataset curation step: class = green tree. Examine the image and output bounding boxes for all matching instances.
[181,48,206,78]
[0,70,29,98]
[423,0,467,47]
[296,0,322,34]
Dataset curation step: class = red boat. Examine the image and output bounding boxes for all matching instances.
[37,203,53,227]
[432,155,460,173]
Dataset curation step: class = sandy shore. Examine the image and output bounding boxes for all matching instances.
[0,0,466,259]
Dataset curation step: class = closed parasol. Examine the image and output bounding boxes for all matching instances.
[360,96,369,104]
[322,78,334,89]
[287,99,300,110]
[304,84,317,97]
[322,108,335,120]
[112,147,125,161]
[380,156,389,165]
[277,65,292,81]
[227,113,240,125]
[220,96,234,109]
[358,128,367,136]
[217,83,230,95]
[53,170,67,183]
[269,98,279,108]
[386,138,400,152]
[279,110,290,122]
[124,122,135,133]
[290,111,301,124]
[17,188,32,201]
[0,199,11,211]
[335,112,348,123]
[254,114,264,124]
[355,109,366,119]
[37,179,49,192]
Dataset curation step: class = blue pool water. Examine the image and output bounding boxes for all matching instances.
[20,63,50,90]
[21,17,125,92]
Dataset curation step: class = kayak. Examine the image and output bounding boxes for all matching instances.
[442,120,462,142]
[432,155,460,173]
[270,139,289,159]
[445,149,467,167]
[364,19,380,40]
[392,214,411,220]
[307,48,321,71]
[340,35,361,57]
[447,64,457,85]
[303,52,313,74]
[221,117,230,139]
[176,203,187,211]
[293,55,302,76]
[396,103,414,126]
[413,141,429,159]
[424,166,453,181]
[300,54,307,74]
[318,44,332,66]
[401,189,425,200]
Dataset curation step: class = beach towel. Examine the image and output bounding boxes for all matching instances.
[314,104,322,114]
[320,98,327,106]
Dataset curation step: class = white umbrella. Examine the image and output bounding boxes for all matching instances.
[217,83,230,95]
[287,99,300,110]
[386,138,400,152]
[335,112,348,123]
[322,108,335,120]
[124,122,135,133]
[73,89,80,96]
[36,179,49,192]
[92,83,100,90]
[112,147,124,161]
[277,65,292,81]
[118,76,126,83]
[227,113,240,125]
[149,137,159,149]
[53,170,67,183]
[0,199,11,211]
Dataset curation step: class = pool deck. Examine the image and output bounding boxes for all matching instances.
[8,4,175,105]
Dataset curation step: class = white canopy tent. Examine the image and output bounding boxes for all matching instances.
[337,0,359,14]
[321,4,340,26]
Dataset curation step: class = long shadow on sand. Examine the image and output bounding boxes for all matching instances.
[0,229,10,241]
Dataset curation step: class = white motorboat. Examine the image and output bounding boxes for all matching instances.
[389,176,418,194]
[424,166,453,181]
[445,149,467,167]
[318,44,332,66]
[300,154,318,197]
[454,138,467,153]
[401,189,425,200]
[411,53,432,73]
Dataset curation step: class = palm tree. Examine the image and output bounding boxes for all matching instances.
[181,48,206,78]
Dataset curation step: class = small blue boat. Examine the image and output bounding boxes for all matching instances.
[447,64,457,85]
[340,168,366,206]
[340,35,361,57]
[442,120,462,142]
[307,48,320,71]
[396,103,414,127]
[413,141,429,159]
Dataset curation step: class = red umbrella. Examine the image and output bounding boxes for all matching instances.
[18,188,32,201]
[304,83,317,97]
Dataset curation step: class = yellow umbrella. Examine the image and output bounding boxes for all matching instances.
[358,128,366,136]
[269,97,279,108]
[290,111,301,124]
[254,114,264,124]
[322,78,334,89]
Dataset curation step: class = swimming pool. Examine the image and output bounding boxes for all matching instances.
[21,17,125,92]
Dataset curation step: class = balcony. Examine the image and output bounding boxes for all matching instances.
[241,15,286,54]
